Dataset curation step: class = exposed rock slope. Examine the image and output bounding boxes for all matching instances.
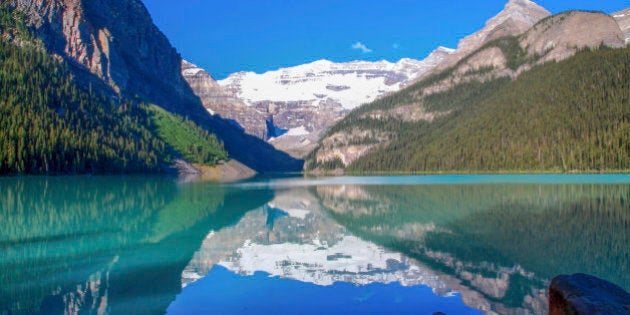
[309,5,627,172]
[433,0,550,73]
[213,47,452,158]
[10,0,199,115]
[182,61,268,139]
[10,0,302,173]
[522,11,625,64]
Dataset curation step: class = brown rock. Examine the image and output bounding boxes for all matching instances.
[549,273,630,315]
[182,61,269,139]
[522,11,626,64]
[10,0,200,116]
[434,0,550,72]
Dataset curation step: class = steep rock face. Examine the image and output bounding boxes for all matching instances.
[522,11,625,64]
[421,11,625,98]
[10,0,302,173]
[217,47,452,158]
[613,8,630,44]
[433,0,550,73]
[182,61,268,139]
[10,0,199,116]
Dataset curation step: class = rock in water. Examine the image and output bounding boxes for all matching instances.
[549,273,630,315]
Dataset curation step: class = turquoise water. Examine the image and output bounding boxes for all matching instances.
[1,175,629,314]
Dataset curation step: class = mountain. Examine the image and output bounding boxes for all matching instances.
[0,5,233,174]
[7,0,302,173]
[307,5,629,173]
[181,60,268,139]
[614,8,630,43]
[9,0,200,116]
[207,48,452,158]
[220,51,452,111]
[345,47,630,173]
[432,0,550,73]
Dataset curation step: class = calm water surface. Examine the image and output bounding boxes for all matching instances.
[1,175,629,315]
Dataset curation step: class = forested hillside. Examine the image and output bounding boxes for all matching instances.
[0,7,227,174]
[309,46,630,173]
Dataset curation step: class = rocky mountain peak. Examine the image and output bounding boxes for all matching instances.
[432,0,550,72]
[500,0,550,25]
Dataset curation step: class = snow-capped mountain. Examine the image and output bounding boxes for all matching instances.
[213,47,452,157]
[219,49,452,111]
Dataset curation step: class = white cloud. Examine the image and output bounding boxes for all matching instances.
[351,42,372,53]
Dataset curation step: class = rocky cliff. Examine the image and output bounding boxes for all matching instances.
[10,0,200,116]
[521,11,625,64]
[432,0,550,73]
[181,60,268,139]
[10,0,302,173]
[420,10,625,97]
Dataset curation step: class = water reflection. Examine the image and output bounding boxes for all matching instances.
[172,187,478,314]
[0,176,272,315]
[181,188,454,292]
[2,176,628,315]
[316,181,630,314]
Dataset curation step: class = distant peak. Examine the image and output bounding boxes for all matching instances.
[487,0,550,29]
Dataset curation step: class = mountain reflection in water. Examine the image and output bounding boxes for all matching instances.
[176,176,629,315]
[1,175,628,315]
[0,176,272,315]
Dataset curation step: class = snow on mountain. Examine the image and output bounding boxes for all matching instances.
[219,47,453,111]
[212,47,452,158]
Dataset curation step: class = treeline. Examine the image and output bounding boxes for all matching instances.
[0,7,227,174]
[345,47,630,173]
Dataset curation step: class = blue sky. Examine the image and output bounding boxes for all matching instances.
[142,0,629,79]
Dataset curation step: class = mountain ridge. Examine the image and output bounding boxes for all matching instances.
[306,3,629,173]
[195,46,452,158]
[431,0,550,74]
[6,0,303,173]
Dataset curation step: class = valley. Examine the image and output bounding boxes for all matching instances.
[2,1,630,314]
[0,0,628,177]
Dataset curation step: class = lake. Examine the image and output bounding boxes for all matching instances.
[1,175,628,315]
